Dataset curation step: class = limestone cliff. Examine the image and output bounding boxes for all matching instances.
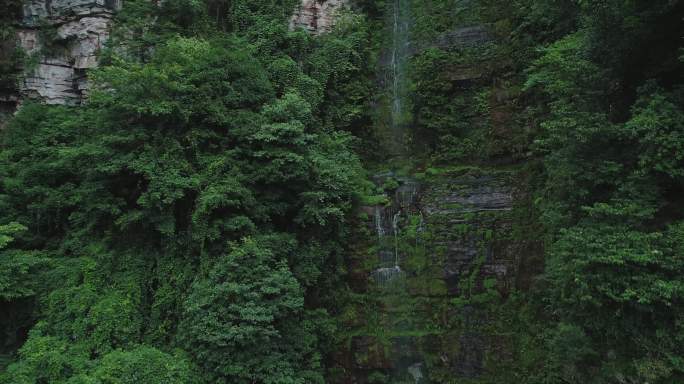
[17,0,120,105]
[5,0,342,108]
[289,0,348,35]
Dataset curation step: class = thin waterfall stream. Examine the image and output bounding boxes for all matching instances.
[370,0,413,287]
[367,0,430,382]
[388,0,410,155]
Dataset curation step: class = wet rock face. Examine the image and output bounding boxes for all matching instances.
[290,0,348,35]
[409,25,492,56]
[422,173,516,296]
[17,0,120,105]
[433,26,492,50]
[343,171,519,382]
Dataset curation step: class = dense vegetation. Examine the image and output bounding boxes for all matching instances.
[407,0,684,382]
[1,0,683,383]
[493,1,684,382]
[406,0,684,383]
[0,1,374,382]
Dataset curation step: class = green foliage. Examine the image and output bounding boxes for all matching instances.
[0,249,48,301]
[44,285,142,356]
[543,323,597,384]
[517,1,684,382]
[3,0,682,383]
[0,223,50,303]
[1,1,370,381]
[0,0,23,91]
[305,12,375,137]
[3,332,90,383]
[627,84,684,179]
[3,338,196,384]
[525,32,606,105]
[180,236,320,383]
[0,222,26,250]
[90,346,197,384]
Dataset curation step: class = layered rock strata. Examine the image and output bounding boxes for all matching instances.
[337,168,522,383]
[290,0,348,35]
[17,0,120,105]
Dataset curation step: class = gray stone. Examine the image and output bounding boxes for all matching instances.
[22,63,80,105]
[16,29,40,55]
[57,16,111,68]
[22,0,120,26]
[409,25,493,56]
[290,0,348,35]
[421,173,517,296]
[16,0,119,105]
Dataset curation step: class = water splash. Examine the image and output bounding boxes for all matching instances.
[371,265,404,285]
[371,178,420,285]
[372,205,404,285]
[408,362,425,383]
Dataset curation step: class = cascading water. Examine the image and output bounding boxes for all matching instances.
[371,178,420,286]
[367,1,429,383]
[371,0,413,283]
[392,211,401,265]
[387,0,411,155]
[371,202,404,285]
[369,176,425,382]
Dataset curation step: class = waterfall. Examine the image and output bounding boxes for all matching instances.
[387,0,410,155]
[371,178,419,285]
[392,211,401,266]
[371,204,404,284]
[369,0,414,287]
[367,1,429,382]
[372,202,404,284]
[408,363,425,383]
[391,0,401,122]
[375,206,385,238]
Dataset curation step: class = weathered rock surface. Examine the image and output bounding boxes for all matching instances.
[21,0,121,26]
[290,0,348,35]
[434,26,492,50]
[341,169,520,382]
[410,25,493,57]
[421,172,516,295]
[16,0,120,105]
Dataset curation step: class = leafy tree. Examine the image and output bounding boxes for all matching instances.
[179,236,323,384]
[90,346,198,384]
[0,1,369,381]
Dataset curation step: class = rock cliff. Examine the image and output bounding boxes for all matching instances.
[6,0,344,108]
[289,0,348,35]
[337,168,523,382]
[17,0,120,105]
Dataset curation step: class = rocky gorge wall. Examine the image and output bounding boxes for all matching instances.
[1,0,344,112]
[329,0,541,381]
[0,0,119,120]
[16,0,120,105]
[0,0,538,381]
[289,0,348,35]
[333,166,532,383]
